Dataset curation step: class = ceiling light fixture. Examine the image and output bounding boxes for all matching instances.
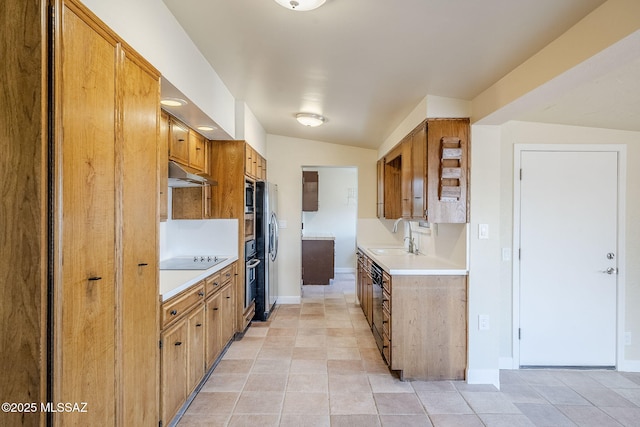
[160,97,187,107]
[197,125,217,132]
[274,0,326,12]
[296,112,326,127]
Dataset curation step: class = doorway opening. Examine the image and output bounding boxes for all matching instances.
[301,166,358,289]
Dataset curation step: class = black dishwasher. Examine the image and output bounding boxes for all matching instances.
[370,262,384,353]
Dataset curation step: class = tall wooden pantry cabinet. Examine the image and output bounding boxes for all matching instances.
[1,0,161,425]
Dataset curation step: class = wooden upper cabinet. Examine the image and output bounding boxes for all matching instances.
[188,129,206,172]
[376,159,384,218]
[244,143,266,181]
[169,118,189,166]
[302,171,319,212]
[426,118,469,223]
[380,119,469,223]
[159,111,169,221]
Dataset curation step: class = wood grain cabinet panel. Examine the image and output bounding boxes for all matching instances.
[120,47,161,426]
[159,111,169,221]
[188,130,206,172]
[160,320,188,425]
[187,307,206,394]
[169,118,189,166]
[58,5,118,423]
[302,239,335,285]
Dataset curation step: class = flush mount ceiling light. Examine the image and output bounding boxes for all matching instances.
[296,112,326,127]
[160,97,187,107]
[197,125,217,132]
[274,0,326,11]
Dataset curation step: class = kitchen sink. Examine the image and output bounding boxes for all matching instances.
[369,247,414,256]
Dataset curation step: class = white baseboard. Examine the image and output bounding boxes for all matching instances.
[619,360,640,372]
[499,357,516,370]
[335,268,356,274]
[276,296,301,305]
[466,368,501,389]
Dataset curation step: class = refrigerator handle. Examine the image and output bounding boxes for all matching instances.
[270,212,279,262]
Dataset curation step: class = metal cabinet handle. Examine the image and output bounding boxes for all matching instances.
[170,310,178,316]
[138,263,148,267]
[88,277,102,281]
[174,341,182,346]
[198,291,204,297]
[213,307,219,311]
[195,323,202,327]
[226,296,231,299]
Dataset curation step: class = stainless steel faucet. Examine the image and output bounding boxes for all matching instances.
[392,218,418,254]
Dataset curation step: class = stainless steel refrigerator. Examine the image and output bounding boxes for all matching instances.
[255,182,279,321]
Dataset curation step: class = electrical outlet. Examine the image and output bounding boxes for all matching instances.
[478,314,490,330]
[502,248,511,261]
[625,332,632,346]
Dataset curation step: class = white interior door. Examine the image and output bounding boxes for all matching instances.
[519,150,618,367]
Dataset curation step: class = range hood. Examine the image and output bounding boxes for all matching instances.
[168,161,217,187]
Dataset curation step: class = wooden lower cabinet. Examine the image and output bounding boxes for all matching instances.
[187,307,206,393]
[205,292,222,368]
[356,250,467,381]
[161,320,188,424]
[391,275,467,380]
[160,262,237,426]
[302,239,335,285]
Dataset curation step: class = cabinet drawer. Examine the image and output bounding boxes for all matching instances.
[220,265,234,285]
[382,334,391,365]
[162,283,205,328]
[205,272,222,296]
[382,290,391,312]
[382,272,391,293]
[382,310,391,338]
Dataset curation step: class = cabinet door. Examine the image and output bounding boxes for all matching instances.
[221,283,235,344]
[426,119,469,223]
[121,49,160,425]
[400,137,412,218]
[58,4,117,423]
[169,119,189,165]
[188,130,206,171]
[187,307,205,393]
[376,159,385,218]
[302,171,319,212]
[411,124,427,219]
[205,293,222,368]
[159,111,169,221]
[161,321,188,424]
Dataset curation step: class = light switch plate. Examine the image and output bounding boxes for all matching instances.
[479,224,489,239]
[479,314,490,330]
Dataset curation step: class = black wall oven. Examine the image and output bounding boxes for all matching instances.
[245,239,260,309]
[245,180,255,214]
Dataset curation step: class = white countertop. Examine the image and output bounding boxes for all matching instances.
[159,255,239,301]
[302,232,335,240]
[358,244,467,276]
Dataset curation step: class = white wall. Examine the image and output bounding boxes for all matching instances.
[160,190,239,260]
[467,121,640,384]
[267,135,378,301]
[497,121,640,366]
[236,101,267,156]
[302,167,358,272]
[81,0,236,137]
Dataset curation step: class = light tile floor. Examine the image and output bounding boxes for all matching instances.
[178,273,640,427]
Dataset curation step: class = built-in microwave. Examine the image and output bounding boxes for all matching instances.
[245,180,254,214]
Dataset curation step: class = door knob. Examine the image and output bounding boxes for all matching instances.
[606,253,615,260]
[601,267,617,275]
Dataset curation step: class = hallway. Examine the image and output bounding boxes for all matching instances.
[177,274,640,426]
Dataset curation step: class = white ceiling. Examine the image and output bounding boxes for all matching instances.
[161,0,640,149]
